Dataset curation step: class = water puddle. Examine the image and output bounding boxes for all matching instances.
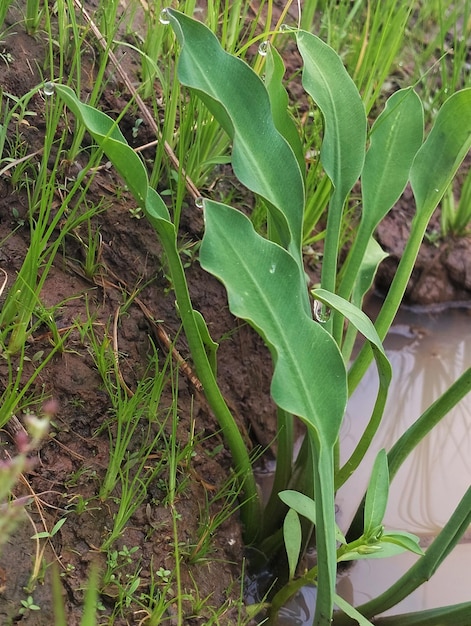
[280,303,471,622]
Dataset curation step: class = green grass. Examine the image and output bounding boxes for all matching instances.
[0,0,470,623]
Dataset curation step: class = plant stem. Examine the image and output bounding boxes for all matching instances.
[336,485,471,624]
[153,219,262,543]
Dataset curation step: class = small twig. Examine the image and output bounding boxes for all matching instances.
[66,261,205,394]
[0,268,8,297]
[132,297,203,392]
[4,414,28,442]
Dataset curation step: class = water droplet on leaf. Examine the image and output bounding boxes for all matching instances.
[159,8,170,24]
[43,82,55,96]
[269,263,276,274]
[313,300,331,323]
[195,197,204,209]
[258,41,269,56]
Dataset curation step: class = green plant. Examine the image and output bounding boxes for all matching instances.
[19,594,40,615]
[72,213,105,278]
[86,329,168,503]
[51,10,471,625]
[23,0,42,34]
[0,1,14,28]
[31,516,67,540]
[440,167,471,236]
[186,471,245,565]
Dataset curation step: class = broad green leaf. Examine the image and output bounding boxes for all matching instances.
[200,201,347,444]
[311,289,392,489]
[339,88,423,302]
[295,30,366,201]
[363,449,389,537]
[283,508,302,581]
[381,531,424,556]
[279,490,317,525]
[295,28,367,315]
[54,85,162,216]
[201,200,347,623]
[167,10,305,263]
[363,88,423,229]
[411,89,471,216]
[350,88,471,391]
[279,490,346,544]
[312,289,387,354]
[264,43,305,175]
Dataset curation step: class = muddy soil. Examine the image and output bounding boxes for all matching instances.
[0,5,470,626]
[375,181,471,305]
[0,15,276,626]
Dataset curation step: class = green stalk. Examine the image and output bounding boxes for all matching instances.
[349,89,471,391]
[347,367,471,542]
[387,367,471,481]
[149,217,261,543]
[53,83,262,543]
[335,486,471,624]
[261,407,294,539]
[25,0,41,33]
[372,601,471,626]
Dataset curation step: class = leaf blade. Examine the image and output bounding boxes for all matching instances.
[167,10,305,260]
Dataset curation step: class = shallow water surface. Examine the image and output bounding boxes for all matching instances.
[281,304,471,623]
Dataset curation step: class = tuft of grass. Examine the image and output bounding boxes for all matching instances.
[441,166,471,237]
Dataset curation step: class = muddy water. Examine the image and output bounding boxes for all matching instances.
[280,304,471,623]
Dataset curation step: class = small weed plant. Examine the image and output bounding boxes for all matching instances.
[49,8,471,625]
[1,0,471,624]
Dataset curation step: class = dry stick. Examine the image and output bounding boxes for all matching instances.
[131,296,203,393]
[3,414,28,442]
[67,260,205,394]
[72,0,201,200]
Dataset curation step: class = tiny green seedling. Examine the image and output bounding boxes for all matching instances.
[19,595,40,615]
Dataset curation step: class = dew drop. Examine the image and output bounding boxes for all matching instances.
[269,263,276,274]
[280,23,295,32]
[434,188,439,192]
[258,41,269,56]
[43,81,55,96]
[159,8,170,25]
[195,196,204,209]
[313,300,331,323]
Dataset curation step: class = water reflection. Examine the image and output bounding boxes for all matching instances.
[278,305,471,623]
[336,304,471,615]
